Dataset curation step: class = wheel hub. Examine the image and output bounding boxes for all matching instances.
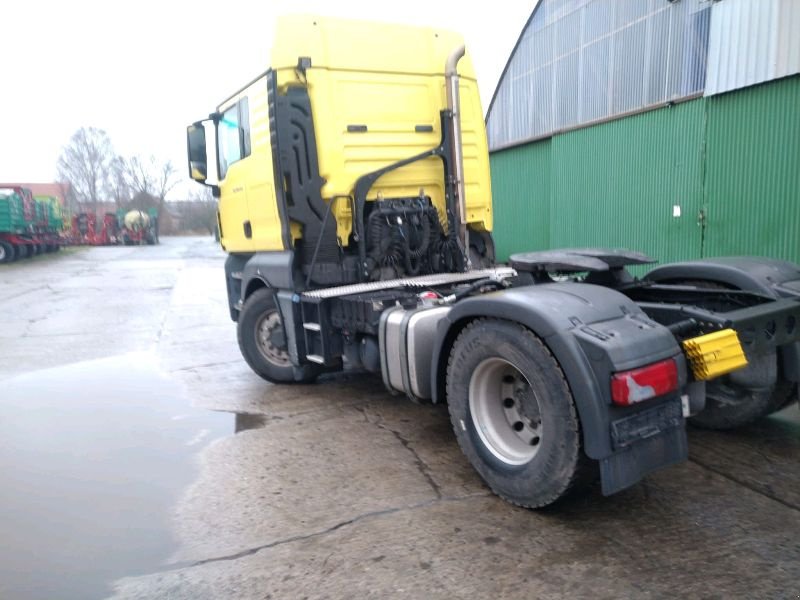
[469,357,543,466]
[255,310,291,367]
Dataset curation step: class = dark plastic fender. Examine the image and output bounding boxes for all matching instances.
[646,257,800,381]
[224,253,250,321]
[226,252,296,322]
[645,257,800,296]
[430,282,684,460]
[241,251,296,293]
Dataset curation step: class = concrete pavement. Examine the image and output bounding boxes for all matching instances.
[0,237,798,599]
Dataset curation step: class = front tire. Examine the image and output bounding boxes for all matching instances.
[237,288,319,384]
[446,318,591,508]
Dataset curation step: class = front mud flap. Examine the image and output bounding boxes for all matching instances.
[600,398,688,496]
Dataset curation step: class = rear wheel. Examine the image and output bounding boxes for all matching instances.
[0,241,14,263]
[692,372,796,430]
[446,318,592,508]
[237,288,319,384]
[670,280,798,429]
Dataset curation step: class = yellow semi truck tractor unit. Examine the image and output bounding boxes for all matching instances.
[188,16,800,508]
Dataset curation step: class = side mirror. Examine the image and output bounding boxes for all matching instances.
[186,121,210,182]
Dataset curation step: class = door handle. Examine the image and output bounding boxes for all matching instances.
[243,220,252,239]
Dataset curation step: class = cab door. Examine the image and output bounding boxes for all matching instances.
[217,99,253,253]
[217,90,286,253]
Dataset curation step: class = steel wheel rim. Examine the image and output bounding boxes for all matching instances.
[0,246,6,261]
[255,310,291,367]
[469,357,543,466]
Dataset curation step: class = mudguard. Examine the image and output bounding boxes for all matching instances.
[241,251,296,293]
[646,257,800,381]
[645,257,800,297]
[224,254,250,321]
[225,250,300,321]
[430,282,688,494]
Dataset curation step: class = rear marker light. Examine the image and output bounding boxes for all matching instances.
[611,358,678,406]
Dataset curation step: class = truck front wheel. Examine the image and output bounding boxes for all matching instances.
[237,288,319,384]
[446,319,591,508]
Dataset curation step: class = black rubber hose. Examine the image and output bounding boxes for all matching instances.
[452,278,505,302]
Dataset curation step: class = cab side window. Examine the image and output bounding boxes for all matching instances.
[218,98,251,180]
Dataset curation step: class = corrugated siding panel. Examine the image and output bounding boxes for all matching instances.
[703,75,800,261]
[776,0,800,78]
[705,0,800,96]
[549,99,705,264]
[489,141,551,261]
[487,0,711,149]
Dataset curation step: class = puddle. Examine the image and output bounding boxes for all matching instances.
[234,412,269,433]
[0,353,253,600]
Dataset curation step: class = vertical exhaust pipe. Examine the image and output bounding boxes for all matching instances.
[445,45,470,270]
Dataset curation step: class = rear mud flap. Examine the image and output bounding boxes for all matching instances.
[600,399,688,496]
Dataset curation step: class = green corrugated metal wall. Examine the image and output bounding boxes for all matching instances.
[704,76,800,260]
[550,101,705,263]
[490,140,551,260]
[490,75,800,265]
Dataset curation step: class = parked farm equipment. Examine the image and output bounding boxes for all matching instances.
[64,209,158,247]
[1,185,160,263]
[0,187,64,263]
[118,209,158,245]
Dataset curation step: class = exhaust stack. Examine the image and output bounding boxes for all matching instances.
[445,45,470,270]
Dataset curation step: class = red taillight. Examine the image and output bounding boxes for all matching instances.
[611,358,678,406]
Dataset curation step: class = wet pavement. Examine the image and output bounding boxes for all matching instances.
[0,237,799,599]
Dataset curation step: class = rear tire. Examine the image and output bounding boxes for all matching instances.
[691,377,797,430]
[671,280,799,429]
[237,288,319,384]
[446,318,592,508]
[0,241,14,263]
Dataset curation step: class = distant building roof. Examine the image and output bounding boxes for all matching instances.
[0,182,71,205]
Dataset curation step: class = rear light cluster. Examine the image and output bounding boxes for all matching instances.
[611,358,678,406]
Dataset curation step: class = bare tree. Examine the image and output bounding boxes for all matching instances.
[57,181,76,215]
[108,156,131,209]
[57,127,115,215]
[122,155,180,212]
[180,188,218,235]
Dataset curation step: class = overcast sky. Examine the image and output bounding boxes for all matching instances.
[0,0,536,197]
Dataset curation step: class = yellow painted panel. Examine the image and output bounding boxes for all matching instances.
[293,67,492,245]
[219,15,493,252]
[271,15,477,79]
[218,165,252,252]
[217,75,284,252]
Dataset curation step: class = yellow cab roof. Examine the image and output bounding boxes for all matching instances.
[270,14,477,79]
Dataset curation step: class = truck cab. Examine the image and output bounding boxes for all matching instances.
[188,15,493,282]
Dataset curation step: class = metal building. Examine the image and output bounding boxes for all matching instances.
[486,0,800,264]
